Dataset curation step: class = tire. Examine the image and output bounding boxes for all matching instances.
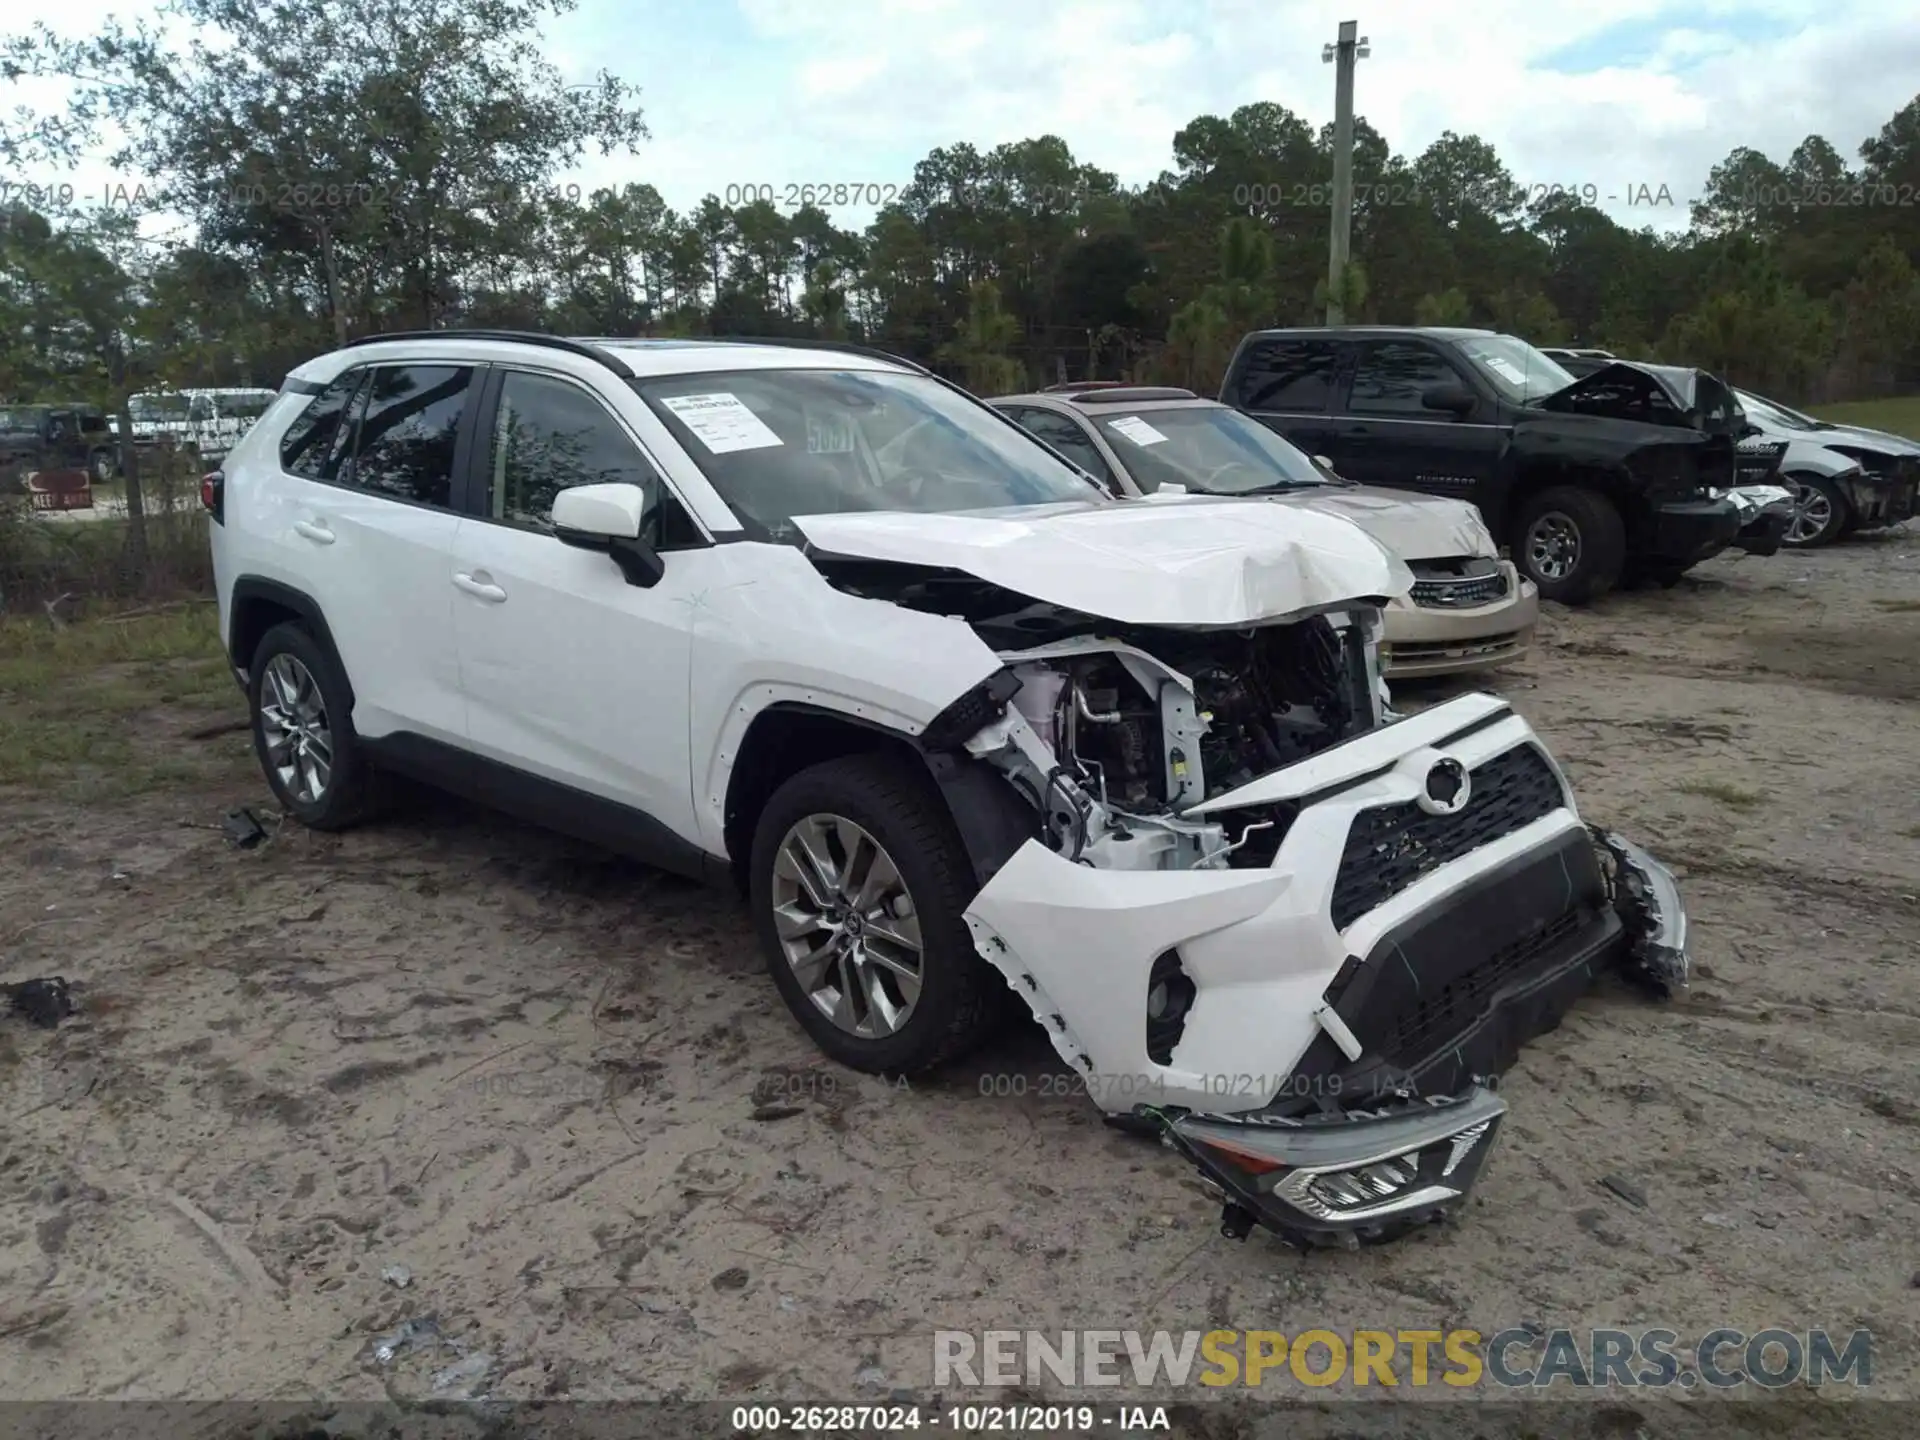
[87,449,114,484]
[1783,474,1850,548]
[749,752,1002,1075]
[247,622,384,830]
[1513,485,1627,604]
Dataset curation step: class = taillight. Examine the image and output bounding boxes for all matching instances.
[201,471,224,523]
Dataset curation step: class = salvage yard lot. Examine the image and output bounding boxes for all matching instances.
[1,532,1917,1418]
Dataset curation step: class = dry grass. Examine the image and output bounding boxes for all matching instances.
[0,604,249,799]
[1676,777,1764,810]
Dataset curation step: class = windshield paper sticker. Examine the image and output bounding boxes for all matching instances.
[1484,356,1530,385]
[1107,416,1169,447]
[660,393,785,454]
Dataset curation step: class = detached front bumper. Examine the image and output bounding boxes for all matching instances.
[1643,495,1743,566]
[964,692,1690,1247]
[1380,561,1538,679]
[1727,484,1796,556]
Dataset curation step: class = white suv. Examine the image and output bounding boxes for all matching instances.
[208,331,1690,1248]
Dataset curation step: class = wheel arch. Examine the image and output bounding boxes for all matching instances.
[228,577,353,709]
[720,701,1035,897]
[1497,458,1632,543]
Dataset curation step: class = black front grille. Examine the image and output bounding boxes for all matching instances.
[1373,908,1583,1063]
[1330,744,1564,929]
[1409,571,1511,608]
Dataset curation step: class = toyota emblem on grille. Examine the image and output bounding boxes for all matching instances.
[1418,757,1471,815]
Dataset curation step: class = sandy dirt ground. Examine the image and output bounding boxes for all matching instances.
[2,529,1917,1431]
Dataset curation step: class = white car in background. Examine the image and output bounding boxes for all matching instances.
[1734,389,1920,548]
[991,386,1538,680]
[129,386,279,462]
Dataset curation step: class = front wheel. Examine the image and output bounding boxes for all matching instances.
[87,448,114,484]
[750,753,1002,1075]
[1784,475,1850,548]
[1513,485,1626,604]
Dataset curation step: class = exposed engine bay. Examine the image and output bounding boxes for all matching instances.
[815,557,1387,875]
[983,612,1380,872]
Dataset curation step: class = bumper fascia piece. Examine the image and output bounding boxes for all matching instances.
[1644,497,1742,566]
[964,693,1694,1248]
[1726,484,1795,556]
[1838,464,1919,531]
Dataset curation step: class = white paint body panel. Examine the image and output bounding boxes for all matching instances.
[964,696,1583,1116]
[792,497,1414,627]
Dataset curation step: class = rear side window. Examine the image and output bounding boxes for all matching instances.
[1230,338,1338,411]
[280,372,364,480]
[1348,342,1461,415]
[340,365,473,508]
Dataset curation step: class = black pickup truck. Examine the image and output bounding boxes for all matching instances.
[1220,327,1769,603]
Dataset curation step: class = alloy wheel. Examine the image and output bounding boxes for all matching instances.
[258,653,333,803]
[769,814,924,1039]
[1787,481,1832,545]
[1525,512,1582,581]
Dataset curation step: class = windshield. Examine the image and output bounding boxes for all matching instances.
[130,393,193,421]
[1091,405,1328,495]
[1451,335,1576,403]
[632,368,1105,539]
[0,408,42,433]
[1737,390,1825,431]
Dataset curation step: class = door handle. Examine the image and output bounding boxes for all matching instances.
[452,571,507,603]
[293,518,334,545]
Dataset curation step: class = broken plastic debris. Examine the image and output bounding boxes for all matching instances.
[5,976,75,1029]
[854,1365,888,1388]
[381,1264,412,1288]
[372,1314,443,1364]
[223,807,269,849]
[430,1350,496,1398]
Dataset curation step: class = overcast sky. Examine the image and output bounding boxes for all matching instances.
[10,0,1920,236]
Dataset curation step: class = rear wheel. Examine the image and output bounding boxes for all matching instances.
[1513,486,1626,604]
[247,622,384,830]
[87,448,114,484]
[750,753,1002,1075]
[1784,474,1849,548]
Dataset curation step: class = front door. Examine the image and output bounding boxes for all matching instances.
[449,367,705,844]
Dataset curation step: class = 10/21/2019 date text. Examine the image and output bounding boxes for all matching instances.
[730,1404,1171,1433]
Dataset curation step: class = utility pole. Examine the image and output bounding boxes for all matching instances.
[1323,20,1370,325]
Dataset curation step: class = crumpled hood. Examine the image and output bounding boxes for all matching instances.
[1264,486,1496,561]
[792,497,1413,626]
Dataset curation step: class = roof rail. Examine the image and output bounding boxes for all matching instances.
[340,329,636,379]
[702,335,931,374]
[1057,385,1198,403]
[1042,380,1128,392]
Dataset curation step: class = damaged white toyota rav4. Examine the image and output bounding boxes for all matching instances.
[209,332,1689,1248]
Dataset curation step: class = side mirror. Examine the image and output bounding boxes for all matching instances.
[1421,384,1476,417]
[553,482,665,588]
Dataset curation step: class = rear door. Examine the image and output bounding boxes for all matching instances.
[1222,336,1342,458]
[1331,339,1502,501]
[268,362,474,746]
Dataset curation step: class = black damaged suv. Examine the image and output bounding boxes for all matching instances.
[1221,327,1768,603]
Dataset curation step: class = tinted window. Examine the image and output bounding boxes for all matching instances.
[79,412,111,436]
[487,371,691,540]
[1232,338,1338,411]
[1348,342,1461,414]
[1010,409,1114,486]
[341,365,471,507]
[281,372,363,480]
